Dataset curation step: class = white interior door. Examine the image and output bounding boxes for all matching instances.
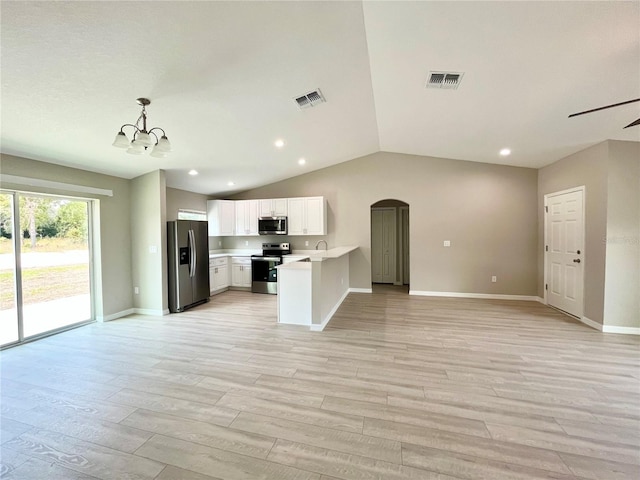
[371,208,396,284]
[545,188,584,318]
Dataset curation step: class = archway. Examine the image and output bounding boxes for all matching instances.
[370,199,409,293]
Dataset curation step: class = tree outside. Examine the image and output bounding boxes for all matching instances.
[0,194,90,311]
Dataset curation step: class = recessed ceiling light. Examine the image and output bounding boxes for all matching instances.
[499,148,511,156]
[274,139,285,148]
[188,169,198,176]
[298,158,306,165]
[227,181,235,186]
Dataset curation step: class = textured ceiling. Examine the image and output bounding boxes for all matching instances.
[1,1,638,195]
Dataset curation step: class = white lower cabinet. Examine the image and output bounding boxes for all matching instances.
[231,257,252,287]
[209,257,230,294]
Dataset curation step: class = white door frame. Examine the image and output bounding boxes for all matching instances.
[543,185,586,316]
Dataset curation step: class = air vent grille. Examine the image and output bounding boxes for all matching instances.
[426,71,464,89]
[294,89,326,109]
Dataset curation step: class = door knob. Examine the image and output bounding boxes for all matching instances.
[573,259,581,263]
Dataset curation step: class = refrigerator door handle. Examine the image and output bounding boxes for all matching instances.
[188,229,195,277]
[191,229,197,277]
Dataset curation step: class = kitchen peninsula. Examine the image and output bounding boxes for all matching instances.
[276,246,359,331]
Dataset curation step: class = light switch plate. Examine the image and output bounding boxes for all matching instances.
[443,240,451,247]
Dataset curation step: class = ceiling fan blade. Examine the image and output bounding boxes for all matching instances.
[568,98,640,118]
[623,118,640,129]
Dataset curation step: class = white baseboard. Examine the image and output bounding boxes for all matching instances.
[579,316,603,331]
[408,290,538,301]
[133,308,169,316]
[536,296,546,304]
[602,325,640,335]
[96,308,134,322]
[349,287,372,294]
[311,288,350,332]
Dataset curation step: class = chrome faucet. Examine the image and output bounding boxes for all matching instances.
[315,240,328,250]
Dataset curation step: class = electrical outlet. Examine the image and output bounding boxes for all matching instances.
[149,245,157,254]
[134,287,139,294]
[443,240,451,247]
[245,240,249,246]
[491,276,497,283]
[218,240,222,247]
[305,241,309,246]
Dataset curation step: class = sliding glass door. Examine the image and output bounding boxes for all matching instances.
[0,193,19,346]
[0,191,93,347]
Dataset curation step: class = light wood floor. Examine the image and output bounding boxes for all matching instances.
[1,288,639,479]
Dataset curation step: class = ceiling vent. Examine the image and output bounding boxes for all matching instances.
[426,71,464,90]
[294,89,326,109]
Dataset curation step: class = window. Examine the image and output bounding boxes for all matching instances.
[177,209,207,221]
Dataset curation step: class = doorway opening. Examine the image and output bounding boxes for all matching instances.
[370,199,409,293]
[0,191,94,348]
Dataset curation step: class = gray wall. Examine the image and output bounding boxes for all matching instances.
[166,187,209,221]
[165,186,226,251]
[537,142,609,324]
[604,141,640,328]
[538,140,640,328]
[231,151,539,295]
[131,170,167,313]
[0,153,133,318]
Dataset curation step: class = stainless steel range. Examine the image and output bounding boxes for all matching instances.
[251,242,291,294]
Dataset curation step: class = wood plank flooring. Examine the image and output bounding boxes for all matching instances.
[1,286,639,479]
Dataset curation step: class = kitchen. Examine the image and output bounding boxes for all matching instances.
[167,190,358,330]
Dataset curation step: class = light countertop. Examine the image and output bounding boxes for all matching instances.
[210,246,359,261]
[208,249,260,258]
[278,246,359,268]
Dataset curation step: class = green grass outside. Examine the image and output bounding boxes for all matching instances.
[0,264,90,310]
[0,237,88,254]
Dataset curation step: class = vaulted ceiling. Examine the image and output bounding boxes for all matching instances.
[2,1,638,195]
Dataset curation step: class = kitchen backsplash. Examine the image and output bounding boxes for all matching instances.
[212,235,329,251]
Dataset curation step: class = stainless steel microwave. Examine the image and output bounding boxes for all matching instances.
[258,216,287,235]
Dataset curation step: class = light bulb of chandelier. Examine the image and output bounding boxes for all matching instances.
[112,131,130,148]
[135,131,154,147]
[126,143,145,155]
[154,135,171,153]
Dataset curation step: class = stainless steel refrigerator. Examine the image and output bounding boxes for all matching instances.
[167,220,210,313]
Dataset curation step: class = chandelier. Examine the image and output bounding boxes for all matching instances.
[112,98,171,157]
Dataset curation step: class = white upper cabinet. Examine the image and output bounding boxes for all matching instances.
[210,197,325,237]
[207,200,235,236]
[259,198,288,217]
[287,196,326,235]
[235,200,259,236]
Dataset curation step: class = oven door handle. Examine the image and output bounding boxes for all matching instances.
[251,257,281,262]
